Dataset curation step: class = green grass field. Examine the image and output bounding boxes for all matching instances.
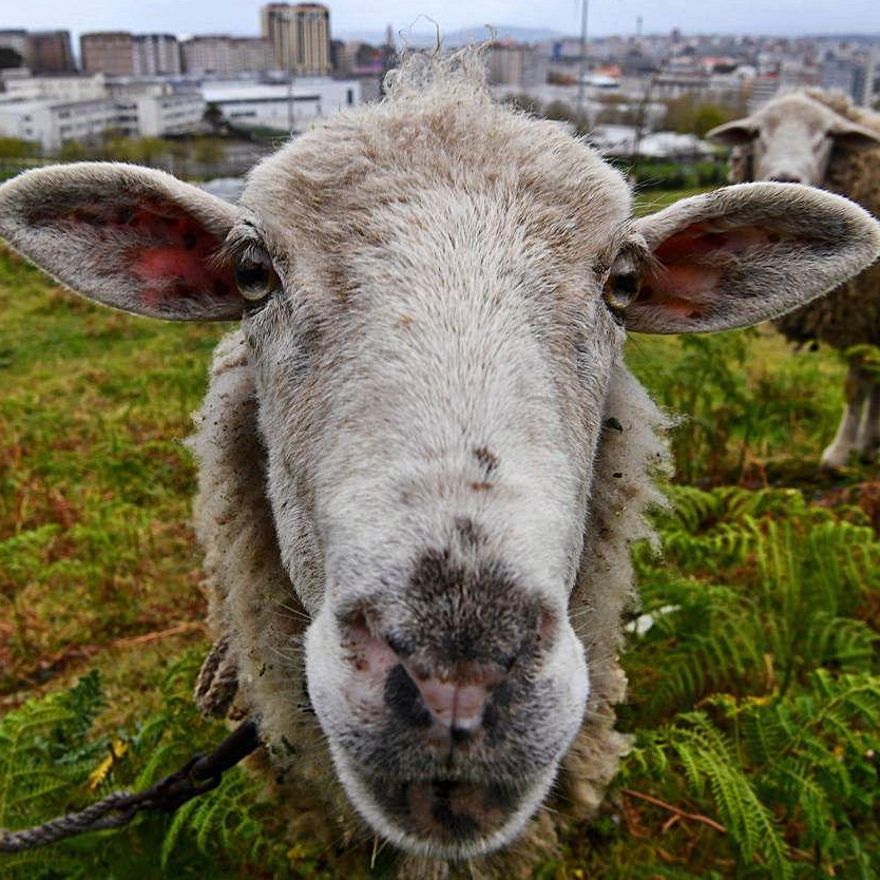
[1,189,878,879]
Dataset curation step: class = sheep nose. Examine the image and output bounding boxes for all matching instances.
[407,665,505,731]
[384,659,506,734]
[768,173,803,183]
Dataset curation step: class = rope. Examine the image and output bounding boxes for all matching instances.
[0,719,260,855]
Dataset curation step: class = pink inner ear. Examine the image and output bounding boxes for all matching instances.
[64,201,236,315]
[640,221,783,319]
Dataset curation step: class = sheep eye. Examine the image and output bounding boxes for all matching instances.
[603,271,641,319]
[235,248,279,302]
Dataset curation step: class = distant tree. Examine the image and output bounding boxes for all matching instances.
[99,134,135,162]
[0,137,39,159]
[192,137,225,169]
[354,43,380,68]
[543,100,576,123]
[166,139,189,176]
[664,95,739,136]
[503,92,542,117]
[203,102,225,132]
[692,104,734,138]
[127,137,167,166]
[663,94,698,134]
[595,95,641,126]
[58,140,88,161]
[0,47,24,69]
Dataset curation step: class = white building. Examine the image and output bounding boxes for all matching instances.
[1,73,108,102]
[0,98,122,150]
[132,92,205,136]
[587,124,714,158]
[201,78,359,132]
[0,90,204,151]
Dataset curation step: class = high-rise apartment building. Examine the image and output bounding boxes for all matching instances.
[81,32,135,76]
[180,36,273,75]
[181,36,233,75]
[133,34,181,76]
[230,38,275,73]
[260,3,331,76]
[485,41,548,90]
[261,3,290,67]
[26,31,76,73]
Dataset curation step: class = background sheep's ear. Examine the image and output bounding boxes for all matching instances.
[705,118,756,146]
[0,163,242,321]
[830,118,880,150]
[627,182,880,334]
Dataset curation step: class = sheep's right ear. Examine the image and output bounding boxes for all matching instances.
[705,118,756,147]
[626,183,880,334]
[830,117,880,151]
[0,163,243,321]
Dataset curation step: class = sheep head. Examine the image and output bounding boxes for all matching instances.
[707,91,880,185]
[1,69,879,861]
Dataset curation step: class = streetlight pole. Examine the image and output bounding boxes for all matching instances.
[575,0,590,125]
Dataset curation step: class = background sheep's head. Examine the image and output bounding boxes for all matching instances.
[707,91,880,185]
[1,59,879,861]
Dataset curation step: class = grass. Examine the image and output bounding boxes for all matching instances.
[0,187,878,878]
[0,247,223,704]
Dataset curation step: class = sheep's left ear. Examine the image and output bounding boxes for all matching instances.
[0,162,243,321]
[705,118,756,147]
[624,183,880,334]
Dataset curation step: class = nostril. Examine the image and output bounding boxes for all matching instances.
[385,631,415,659]
[338,607,373,643]
[538,609,558,647]
[385,664,433,729]
[450,726,473,746]
[338,607,400,677]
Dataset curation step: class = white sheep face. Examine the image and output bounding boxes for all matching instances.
[1,63,879,862]
[707,92,880,185]
[227,119,645,854]
[238,143,628,856]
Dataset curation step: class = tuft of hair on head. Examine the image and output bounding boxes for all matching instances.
[383,44,491,104]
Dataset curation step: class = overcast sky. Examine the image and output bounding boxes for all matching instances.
[6,0,880,44]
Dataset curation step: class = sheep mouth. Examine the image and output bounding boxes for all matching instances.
[377,776,524,842]
[349,767,553,857]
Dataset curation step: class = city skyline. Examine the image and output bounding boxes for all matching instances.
[4,0,880,49]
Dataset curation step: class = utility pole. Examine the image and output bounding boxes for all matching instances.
[284,9,295,133]
[575,0,590,125]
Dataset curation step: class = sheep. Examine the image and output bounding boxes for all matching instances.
[707,90,880,471]
[1,52,878,878]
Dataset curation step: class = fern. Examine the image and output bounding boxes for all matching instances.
[0,672,106,879]
[3,485,879,878]
[0,655,296,880]
[631,486,878,719]
[618,481,880,879]
[160,768,274,869]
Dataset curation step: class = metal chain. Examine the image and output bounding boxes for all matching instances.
[1,719,260,854]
